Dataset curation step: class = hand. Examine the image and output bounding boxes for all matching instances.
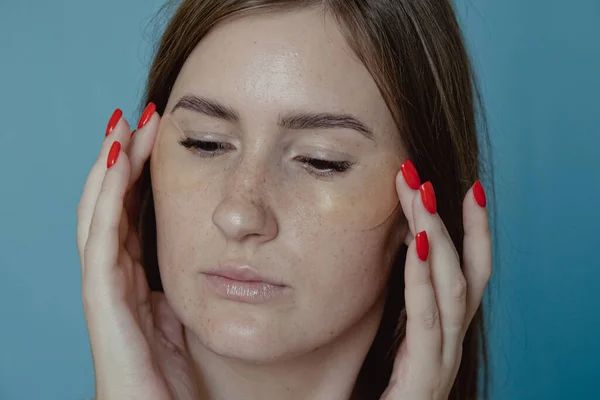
[381,161,492,400]
[77,106,199,400]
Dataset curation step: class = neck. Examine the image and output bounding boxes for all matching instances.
[185,296,385,400]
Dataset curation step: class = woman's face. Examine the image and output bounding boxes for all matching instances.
[151,8,407,361]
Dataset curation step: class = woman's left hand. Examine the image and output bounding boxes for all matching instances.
[381,161,492,400]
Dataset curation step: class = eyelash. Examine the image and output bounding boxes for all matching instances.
[179,138,355,177]
[294,156,354,177]
[179,138,233,157]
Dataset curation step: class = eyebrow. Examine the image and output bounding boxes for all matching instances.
[172,94,240,122]
[171,94,374,140]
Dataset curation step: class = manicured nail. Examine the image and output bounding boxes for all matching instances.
[416,231,429,261]
[420,181,437,214]
[473,180,487,208]
[105,108,122,137]
[138,102,156,129]
[130,129,137,139]
[400,159,421,190]
[107,141,121,169]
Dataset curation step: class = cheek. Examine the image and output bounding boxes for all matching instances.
[311,232,390,291]
[153,192,218,261]
[151,186,225,334]
[288,223,394,331]
[151,153,224,283]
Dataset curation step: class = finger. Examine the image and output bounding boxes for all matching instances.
[124,214,142,263]
[127,103,159,188]
[396,159,422,242]
[123,105,159,233]
[82,141,131,282]
[77,109,132,264]
[400,231,442,385]
[462,181,492,329]
[152,292,186,354]
[134,263,150,312]
[412,182,467,368]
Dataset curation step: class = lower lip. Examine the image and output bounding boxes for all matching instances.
[203,274,288,304]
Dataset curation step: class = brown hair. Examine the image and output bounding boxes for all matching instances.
[138,1,494,398]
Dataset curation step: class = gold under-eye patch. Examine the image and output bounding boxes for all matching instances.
[151,113,400,231]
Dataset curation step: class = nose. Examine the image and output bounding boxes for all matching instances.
[212,174,278,244]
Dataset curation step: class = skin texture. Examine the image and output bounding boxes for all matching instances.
[153,4,403,373]
[77,7,491,400]
[149,9,407,398]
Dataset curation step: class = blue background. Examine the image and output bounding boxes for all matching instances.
[1,0,598,399]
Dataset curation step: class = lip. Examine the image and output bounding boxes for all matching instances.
[201,263,289,304]
[204,265,284,286]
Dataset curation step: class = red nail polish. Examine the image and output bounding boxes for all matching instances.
[420,182,437,214]
[473,180,487,208]
[400,159,421,190]
[130,129,137,139]
[138,102,156,129]
[105,108,122,137]
[107,141,121,169]
[416,231,429,261]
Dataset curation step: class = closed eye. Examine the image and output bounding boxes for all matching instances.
[179,138,354,177]
[179,138,235,157]
[295,156,355,177]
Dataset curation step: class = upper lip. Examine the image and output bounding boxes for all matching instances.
[204,262,286,286]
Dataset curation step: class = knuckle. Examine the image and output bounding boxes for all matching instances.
[86,217,103,243]
[427,376,445,399]
[81,284,95,309]
[421,304,439,330]
[453,275,468,302]
[81,282,108,313]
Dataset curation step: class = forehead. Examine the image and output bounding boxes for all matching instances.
[169,8,398,140]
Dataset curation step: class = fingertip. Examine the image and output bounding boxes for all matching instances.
[138,102,157,129]
[396,162,421,239]
[463,182,490,235]
[121,118,131,135]
[105,108,123,137]
[103,115,131,161]
[134,107,161,139]
[415,230,429,262]
[473,180,487,208]
[419,181,437,215]
[464,181,487,211]
[395,168,407,197]
[400,159,421,190]
[106,141,121,169]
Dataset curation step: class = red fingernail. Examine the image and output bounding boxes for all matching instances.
[416,231,429,261]
[105,108,122,137]
[400,159,421,190]
[473,180,487,208]
[130,129,137,139]
[107,141,121,169]
[138,102,156,129]
[420,181,437,214]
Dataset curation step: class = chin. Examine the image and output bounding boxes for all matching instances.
[191,309,298,363]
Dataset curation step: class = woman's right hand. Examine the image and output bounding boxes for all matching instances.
[76,106,199,400]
